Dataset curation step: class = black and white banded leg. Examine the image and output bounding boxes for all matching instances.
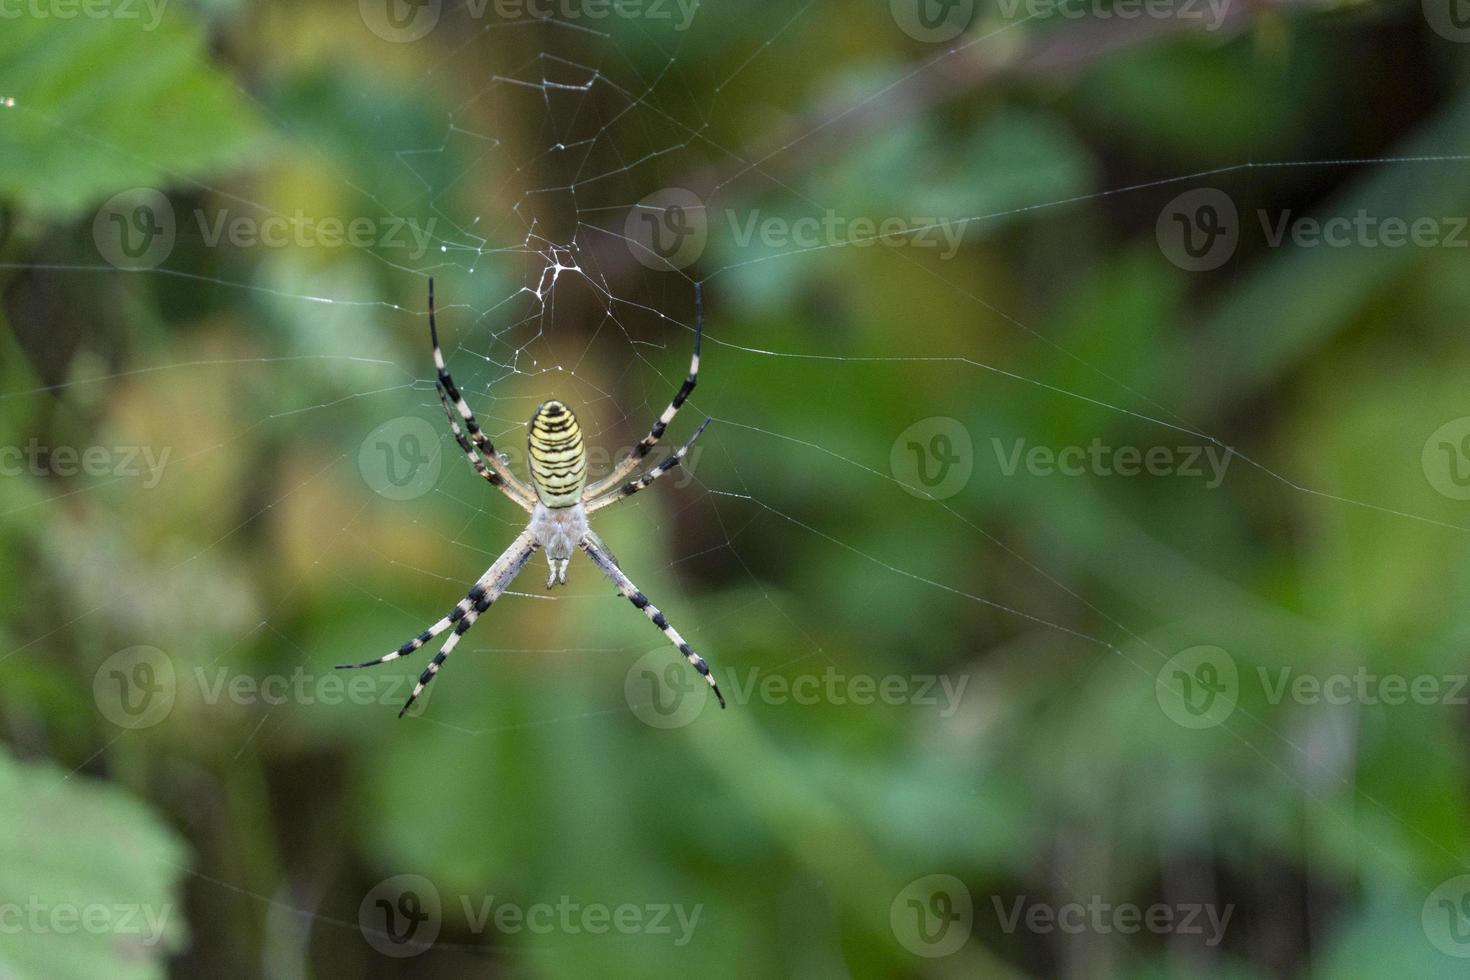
[580,533,725,708]
[583,281,702,499]
[428,278,534,502]
[339,529,540,717]
[436,383,535,511]
[586,417,711,514]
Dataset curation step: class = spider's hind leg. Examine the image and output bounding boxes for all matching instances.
[580,533,725,709]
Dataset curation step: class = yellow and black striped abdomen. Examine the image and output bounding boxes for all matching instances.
[527,400,587,507]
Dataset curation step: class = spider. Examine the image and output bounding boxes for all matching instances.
[339,279,724,717]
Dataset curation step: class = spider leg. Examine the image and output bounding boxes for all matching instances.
[580,533,725,708]
[583,281,702,499]
[339,530,539,717]
[400,530,540,717]
[586,417,710,514]
[427,278,535,500]
[436,383,535,511]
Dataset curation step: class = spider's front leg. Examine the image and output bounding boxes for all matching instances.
[582,282,704,499]
[427,278,536,509]
[585,417,710,514]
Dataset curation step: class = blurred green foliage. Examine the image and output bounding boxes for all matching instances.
[2,1,1470,978]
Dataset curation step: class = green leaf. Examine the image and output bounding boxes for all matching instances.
[0,11,262,219]
[0,747,190,980]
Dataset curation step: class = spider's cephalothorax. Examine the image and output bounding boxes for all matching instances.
[339,278,725,717]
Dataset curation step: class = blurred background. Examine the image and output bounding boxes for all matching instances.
[4,0,1470,976]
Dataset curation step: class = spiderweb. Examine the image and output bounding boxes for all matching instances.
[6,0,1470,967]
